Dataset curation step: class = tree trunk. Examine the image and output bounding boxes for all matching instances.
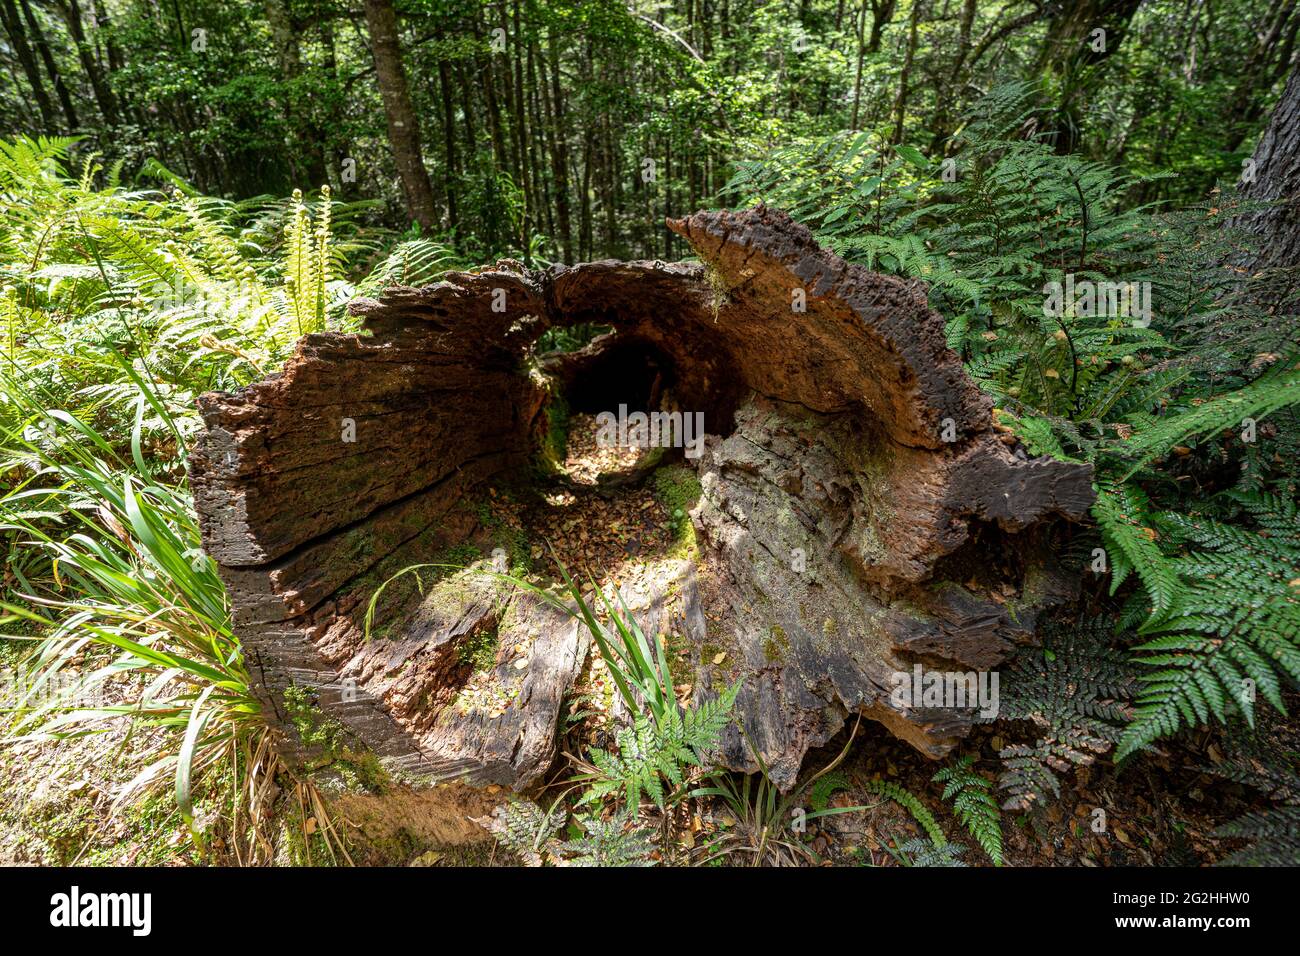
[850,0,868,129]
[867,0,896,53]
[545,31,573,263]
[21,0,78,129]
[265,0,328,189]
[190,207,1093,791]
[1,0,56,131]
[58,0,118,126]
[890,0,924,144]
[1234,63,1300,297]
[1222,0,1298,152]
[1035,0,1143,154]
[362,0,438,231]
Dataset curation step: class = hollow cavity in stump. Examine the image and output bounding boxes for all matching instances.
[190,207,1094,792]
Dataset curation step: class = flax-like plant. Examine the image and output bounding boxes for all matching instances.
[0,366,347,864]
[1,367,249,816]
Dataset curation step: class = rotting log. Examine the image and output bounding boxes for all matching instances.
[190,206,1095,792]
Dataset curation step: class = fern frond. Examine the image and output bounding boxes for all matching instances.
[933,755,1004,864]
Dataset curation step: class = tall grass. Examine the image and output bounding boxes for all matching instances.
[0,135,458,863]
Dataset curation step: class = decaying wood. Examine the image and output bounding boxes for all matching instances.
[190,206,1094,792]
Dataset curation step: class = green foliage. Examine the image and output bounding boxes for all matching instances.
[863,779,945,848]
[0,138,414,861]
[580,682,741,810]
[0,362,280,857]
[995,616,1136,810]
[1118,494,1300,759]
[933,756,1003,865]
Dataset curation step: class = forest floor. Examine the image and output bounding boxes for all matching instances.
[0,691,1272,866]
[0,415,1276,867]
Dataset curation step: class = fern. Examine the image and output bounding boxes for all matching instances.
[556,813,657,867]
[1214,807,1300,866]
[933,756,1004,864]
[889,837,969,867]
[1118,495,1300,759]
[1092,473,1182,615]
[864,779,946,847]
[1121,359,1300,476]
[477,797,567,867]
[581,682,740,809]
[809,769,850,812]
[1206,717,1300,866]
[995,616,1136,809]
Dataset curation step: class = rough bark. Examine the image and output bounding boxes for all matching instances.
[1235,63,1300,285]
[191,207,1094,793]
[362,0,438,231]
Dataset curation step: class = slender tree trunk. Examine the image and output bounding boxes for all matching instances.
[266,0,327,188]
[435,33,460,231]
[546,31,573,263]
[850,0,868,129]
[362,0,438,230]
[890,0,924,144]
[867,0,896,52]
[91,0,122,70]
[21,0,78,129]
[929,0,976,153]
[58,0,118,126]
[1035,0,1143,154]
[508,0,532,250]
[1222,0,1298,151]
[526,38,551,241]
[1,0,56,130]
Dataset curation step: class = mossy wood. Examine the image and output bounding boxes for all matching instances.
[191,207,1094,791]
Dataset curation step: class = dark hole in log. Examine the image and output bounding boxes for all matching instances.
[558,334,669,415]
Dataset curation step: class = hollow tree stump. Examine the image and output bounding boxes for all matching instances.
[190,206,1094,792]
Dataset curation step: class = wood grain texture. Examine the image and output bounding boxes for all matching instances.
[191,207,1095,791]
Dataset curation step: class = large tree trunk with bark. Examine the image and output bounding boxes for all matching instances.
[1235,64,1300,285]
[190,207,1094,793]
